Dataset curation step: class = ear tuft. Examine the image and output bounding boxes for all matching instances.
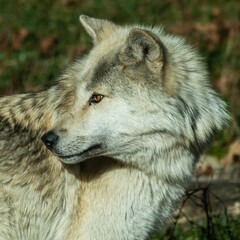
[119,28,165,69]
[79,15,97,40]
[79,15,117,45]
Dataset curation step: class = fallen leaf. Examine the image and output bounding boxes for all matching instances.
[196,163,214,177]
[70,45,88,58]
[194,22,220,50]
[214,73,240,95]
[59,0,78,5]
[40,36,57,55]
[212,7,221,18]
[11,28,29,50]
[221,139,240,167]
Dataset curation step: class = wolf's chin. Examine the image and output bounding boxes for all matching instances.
[54,144,103,164]
[58,155,85,164]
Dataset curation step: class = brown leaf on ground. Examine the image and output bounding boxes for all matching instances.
[70,46,88,58]
[11,28,29,50]
[221,139,240,167]
[214,73,240,96]
[194,23,220,50]
[196,163,214,177]
[194,19,240,51]
[224,20,240,35]
[212,7,221,17]
[214,76,229,94]
[25,82,39,92]
[59,0,78,5]
[40,36,57,55]
[0,34,8,51]
[170,23,193,35]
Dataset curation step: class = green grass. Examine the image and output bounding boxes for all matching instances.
[150,215,240,240]
[1,0,239,94]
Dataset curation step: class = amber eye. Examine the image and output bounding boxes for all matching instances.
[89,93,104,105]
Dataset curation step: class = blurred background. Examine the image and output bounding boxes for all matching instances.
[0,0,239,239]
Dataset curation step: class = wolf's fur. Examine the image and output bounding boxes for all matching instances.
[0,16,228,239]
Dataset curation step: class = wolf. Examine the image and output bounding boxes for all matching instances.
[0,15,228,239]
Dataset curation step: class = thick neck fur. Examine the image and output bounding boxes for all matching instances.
[0,79,189,239]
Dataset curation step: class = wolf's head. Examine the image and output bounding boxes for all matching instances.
[42,16,229,176]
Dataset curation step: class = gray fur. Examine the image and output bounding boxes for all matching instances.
[0,15,229,239]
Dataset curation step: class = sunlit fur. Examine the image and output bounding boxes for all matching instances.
[0,16,229,239]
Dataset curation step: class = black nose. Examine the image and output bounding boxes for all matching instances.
[41,131,59,150]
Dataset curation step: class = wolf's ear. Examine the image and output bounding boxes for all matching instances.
[119,28,165,70]
[79,15,117,45]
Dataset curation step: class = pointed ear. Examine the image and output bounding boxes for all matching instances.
[119,28,165,69]
[79,15,117,45]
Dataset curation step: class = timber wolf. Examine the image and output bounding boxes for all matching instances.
[0,15,229,239]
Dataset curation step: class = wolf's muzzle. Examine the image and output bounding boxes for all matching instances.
[41,131,59,150]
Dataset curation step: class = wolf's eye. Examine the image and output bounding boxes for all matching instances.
[89,93,104,105]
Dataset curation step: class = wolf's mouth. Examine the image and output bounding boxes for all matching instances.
[56,144,102,160]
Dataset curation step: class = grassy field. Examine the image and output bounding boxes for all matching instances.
[0,0,239,239]
[152,216,240,240]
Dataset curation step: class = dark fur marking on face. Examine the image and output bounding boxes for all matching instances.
[59,128,67,134]
[0,118,11,135]
[9,109,17,128]
[190,109,200,132]
[120,129,178,139]
[176,96,214,159]
[36,112,44,122]
[190,127,217,159]
[89,59,116,88]
[176,96,191,122]
[178,97,188,111]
